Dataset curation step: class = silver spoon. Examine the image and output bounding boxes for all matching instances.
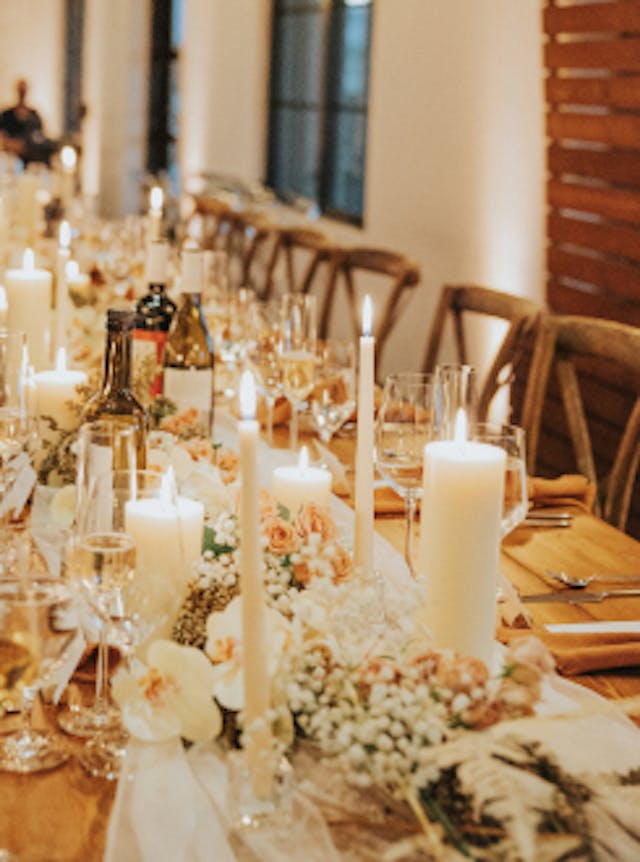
[545,568,640,589]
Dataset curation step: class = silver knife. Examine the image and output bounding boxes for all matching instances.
[522,588,640,603]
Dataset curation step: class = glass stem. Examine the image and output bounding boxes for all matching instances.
[265,396,274,447]
[18,684,37,741]
[404,494,417,578]
[94,623,111,716]
[289,401,299,450]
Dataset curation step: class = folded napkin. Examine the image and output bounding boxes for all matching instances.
[497,623,640,675]
[527,473,596,512]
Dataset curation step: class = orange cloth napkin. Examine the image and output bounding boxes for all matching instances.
[497,624,640,675]
[527,473,596,512]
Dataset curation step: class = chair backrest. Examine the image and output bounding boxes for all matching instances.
[521,313,640,531]
[193,196,275,291]
[422,284,542,422]
[320,246,420,371]
[262,226,339,300]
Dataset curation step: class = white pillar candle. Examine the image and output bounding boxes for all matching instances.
[416,411,506,666]
[5,249,53,371]
[34,348,87,432]
[148,186,163,241]
[60,145,77,212]
[124,472,204,639]
[55,221,71,349]
[353,294,375,578]
[238,370,272,791]
[272,446,332,515]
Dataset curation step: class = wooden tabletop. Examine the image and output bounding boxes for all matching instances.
[1,426,639,861]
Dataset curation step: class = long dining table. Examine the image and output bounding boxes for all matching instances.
[0,425,639,862]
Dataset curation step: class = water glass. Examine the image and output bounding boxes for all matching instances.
[471,422,527,537]
[310,339,356,443]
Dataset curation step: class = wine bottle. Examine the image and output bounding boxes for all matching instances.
[162,246,215,434]
[133,240,176,399]
[82,308,148,467]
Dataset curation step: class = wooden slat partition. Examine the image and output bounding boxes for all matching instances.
[543,0,640,538]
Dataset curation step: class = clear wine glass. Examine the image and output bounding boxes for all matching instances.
[310,339,356,444]
[438,363,479,439]
[0,330,39,576]
[278,293,317,450]
[247,298,283,446]
[375,372,443,576]
[0,576,78,772]
[471,422,528,537]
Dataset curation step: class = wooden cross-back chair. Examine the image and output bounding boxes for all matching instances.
[263,226,339,300]
[320,247,421,371]
[192,195,275,290]
[521,314,640,531]
[422,284,542,422]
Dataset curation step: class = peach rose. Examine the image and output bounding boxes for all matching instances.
[215,448,239,484]
[258,489,279,521]
[331,545,353,584]
[296,503,337,543]
[185,438,215,462]
[262,516,299,556]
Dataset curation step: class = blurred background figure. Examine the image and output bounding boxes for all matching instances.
[0,78,54,165]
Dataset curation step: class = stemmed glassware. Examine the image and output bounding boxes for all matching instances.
[0,330,38,576]
[61,468,189,778]
[310,339,356,444]
[278,293,317,450]
[247,299,283,445]
[471,422,528,537]
[0,576,78,772]
[375,372,444,576]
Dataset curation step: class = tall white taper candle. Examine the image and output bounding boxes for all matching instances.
[238,370,272,791]
[354,295,375,577]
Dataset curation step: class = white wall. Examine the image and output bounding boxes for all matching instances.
[0,0,65,138]
[362,0,545,377]
[180,0,271,187]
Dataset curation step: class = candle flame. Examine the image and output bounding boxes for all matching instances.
[453,409,468,444]
[150,186,163,213]
[239,370,256,420]
[60,145,77,171]
[362,295,372,337]
[59,220,71,249]
[0,286,7,313]
[298,445,309,473]
[55,347,67,373]
[65,259,79,280]
[22,248,35,273]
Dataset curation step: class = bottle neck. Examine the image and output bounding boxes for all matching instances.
[102,328,132,392]
[179,291,202,310]
[149,282,166,295]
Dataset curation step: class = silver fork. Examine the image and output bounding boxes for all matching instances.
[545,568,640,589]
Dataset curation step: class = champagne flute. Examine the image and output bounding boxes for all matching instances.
[0,577,78,772]
[375,372,443,576]
[310,339,356,443]
[278,293,317,449]
[247,298,283,445]
[471,422,527,537]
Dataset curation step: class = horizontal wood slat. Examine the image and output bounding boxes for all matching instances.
[547,144,640,187]
[548,213,640,263]
[548,246,640,300]
[547,111,640,149]
[548,179,640,223]
[546,76,640,110]
[546,280,640,327]
[545,39,640,71]
[544,2,640,35]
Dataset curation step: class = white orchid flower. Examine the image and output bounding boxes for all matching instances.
[112,639,222,743]
[205,596,292,712]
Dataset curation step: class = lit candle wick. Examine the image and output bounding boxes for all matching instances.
[22,248,35,273]
[362,294,372,337]
[59,220,71,250]
[239,370,257,420]
[453,408,468,447]
[55,347,67,374]
[298,445,309,475]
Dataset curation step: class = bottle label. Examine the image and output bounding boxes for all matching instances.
[133,329,167,399]
[163,367,214,415]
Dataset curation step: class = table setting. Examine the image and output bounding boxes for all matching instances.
[1,167,640,861]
